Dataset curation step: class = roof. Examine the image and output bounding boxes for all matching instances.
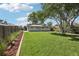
[0,20,3,23]
[0,20,18,26]
[0,23,18,26]
[28,24,49,28]
[30,25,42,27]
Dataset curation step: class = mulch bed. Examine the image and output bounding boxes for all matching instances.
[4,31,23,56]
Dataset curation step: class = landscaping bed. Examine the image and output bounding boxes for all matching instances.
[4,31,23,56]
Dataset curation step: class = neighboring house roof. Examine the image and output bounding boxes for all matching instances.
[30,25,42,27]
[28,24,49,27]
[0,20,4,23]
[0,20,7,24]
[0,20,17,26]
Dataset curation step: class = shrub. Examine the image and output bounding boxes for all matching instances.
[72,26,79,34]
[0,32,19,55]
[53,26,60,32]
[0,41,7,55]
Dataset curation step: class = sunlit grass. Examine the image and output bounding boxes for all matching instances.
[20,32,79,56]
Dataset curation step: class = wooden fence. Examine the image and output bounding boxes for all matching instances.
[0,24,20,41]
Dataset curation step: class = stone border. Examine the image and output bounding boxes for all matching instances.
[16,32,24,56]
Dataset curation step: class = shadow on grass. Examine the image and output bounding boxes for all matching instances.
[50,32,79,41]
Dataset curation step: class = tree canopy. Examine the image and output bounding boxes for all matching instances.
[28,3,79,33]
[28,10,46,24]
[41,3,79,33]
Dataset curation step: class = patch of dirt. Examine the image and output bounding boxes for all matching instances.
[4,31,23,56]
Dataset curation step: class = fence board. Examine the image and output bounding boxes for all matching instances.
[0,25,20,41]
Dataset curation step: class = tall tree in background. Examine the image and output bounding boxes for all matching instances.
[41,3,79,33]
[28,10,47,24]
[35,11,46,24]
[28,12,38,24]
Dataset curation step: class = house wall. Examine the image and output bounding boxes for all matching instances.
[28,25,50,32]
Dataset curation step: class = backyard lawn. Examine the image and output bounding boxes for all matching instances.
[20,32,79,56]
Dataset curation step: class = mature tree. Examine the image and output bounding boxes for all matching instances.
[28,11,45,24]
[35,11,46,24]
[28,12,38,24]
[41,3,79,33]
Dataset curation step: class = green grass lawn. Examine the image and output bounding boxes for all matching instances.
[20,32,79,56]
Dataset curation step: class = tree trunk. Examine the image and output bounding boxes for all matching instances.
[70,16,78,33]
[60,20,66,34]
[54,17,66,34]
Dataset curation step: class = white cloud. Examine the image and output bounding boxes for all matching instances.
[16,15,32,26]
[16,17,28,26]
[0,3,33,12]
[26,12,31,16]
[16,17,27,21]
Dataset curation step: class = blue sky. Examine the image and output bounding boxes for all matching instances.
[0,3,79,26]
[0,3,42,26]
